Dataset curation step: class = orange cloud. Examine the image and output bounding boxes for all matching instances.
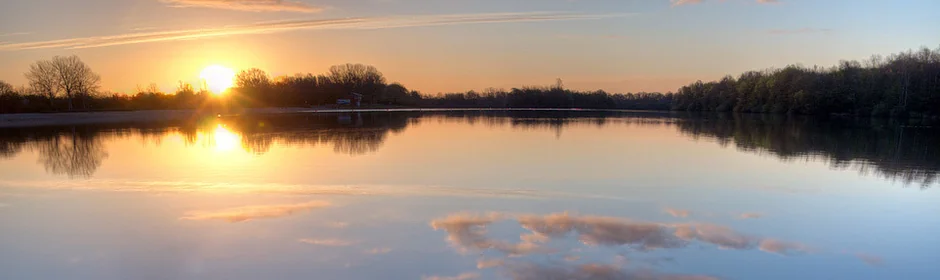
[665,208,691,218]
[298,238,356,246]
[160,0,323,13]
[366,247,392,254]
[736,212,763,219]
[758,239,812,255]
[0,12,629,51]
[179,200,329,222]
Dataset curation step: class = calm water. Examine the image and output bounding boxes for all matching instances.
[1,111,938,280]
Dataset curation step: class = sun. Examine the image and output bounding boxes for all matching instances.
[200,65,236,95]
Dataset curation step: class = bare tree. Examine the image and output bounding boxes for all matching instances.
[49,55,100,110]
[0,80,12,94]
[236,68,272,88]
[327,64,387,103]
[25,59,58,107]
[25,55,100,110]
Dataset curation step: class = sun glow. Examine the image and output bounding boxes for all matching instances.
[200,65,236,95]
[213,124,240,151]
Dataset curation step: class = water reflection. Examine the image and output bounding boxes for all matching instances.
[428,212,847,280]
[0,111,937,186]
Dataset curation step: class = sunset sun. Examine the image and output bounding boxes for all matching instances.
[200,65,235,94]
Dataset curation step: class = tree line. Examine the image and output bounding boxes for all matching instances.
[1,46,938,117]
[673,46,940,118]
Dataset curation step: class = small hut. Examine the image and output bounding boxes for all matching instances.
[337,92,363,107]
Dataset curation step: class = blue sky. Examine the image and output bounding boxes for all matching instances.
[1,0,938,93]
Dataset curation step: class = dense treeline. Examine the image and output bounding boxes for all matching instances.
[2,47,938,116]
[673,46,940,117]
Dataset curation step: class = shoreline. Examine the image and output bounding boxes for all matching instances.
[0,108,676,128]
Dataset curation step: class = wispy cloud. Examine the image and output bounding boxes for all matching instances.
[422,272,480,280]
[160,0,323,13]
[855,253,885,266]
[0,32,31,37]
[675,223,757,250]
[665,208,691,218]
[0,12,628,51]
[758,239,812,255]
[366,247,392,254]
[179,200,330,222]
[670,0,703,6]
[672,0,780,7]
[767,28,833,35]
[736,212,763,219]
[298,238,357,246]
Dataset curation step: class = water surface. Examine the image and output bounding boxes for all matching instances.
[1,111,938,280]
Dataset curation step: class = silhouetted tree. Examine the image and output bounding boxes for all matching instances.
[25,59,59,108]
[327,63,387,104]
[48,55,100,110]
[236,68,272,89]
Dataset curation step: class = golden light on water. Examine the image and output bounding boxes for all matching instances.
[200,65,236,95]
[213,124,240,151]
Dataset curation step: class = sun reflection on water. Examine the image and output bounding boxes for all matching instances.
[213,124,240,151]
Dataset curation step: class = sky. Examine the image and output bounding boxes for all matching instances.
[1,0,938,94]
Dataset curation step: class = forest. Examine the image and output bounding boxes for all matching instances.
[1,46,938,117]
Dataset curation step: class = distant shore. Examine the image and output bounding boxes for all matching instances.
[0,107,676,128]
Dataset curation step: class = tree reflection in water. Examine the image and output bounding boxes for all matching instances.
[0,111,936,186]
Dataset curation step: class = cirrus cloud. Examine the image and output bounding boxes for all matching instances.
[0,12,629,51]
[179,200,330,222]
[160,0,324,13]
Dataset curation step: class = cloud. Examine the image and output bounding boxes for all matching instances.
[855,253,884,266]
[179,200,329,222]
[674,223,757,250]
[298,238,356,246]
[429,212,552,256]
[736,212,763,219]
[0,12,628,51]
[767,28,833,35]
[665,208,691,218]
[160,0,323,13]
[477,258,506,269]
[518,213,686,250]
[423,272,480,280]
[670,0,703,6]
[758,239,811,255]
[501,261,719,280]
[366,247,392,254]
[671,0,780,7]
[0,32,30,37]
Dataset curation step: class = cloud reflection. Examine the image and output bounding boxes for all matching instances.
[298,238,356,246]
[758,239,812,255]
[855,253,884,266]
[430,212,841,280]
[664,208,691,218]
[431,212,812,257]
[179,200,329,222]
[423,272,480,280]
[501,261,719,280]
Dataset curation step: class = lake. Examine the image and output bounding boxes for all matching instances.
[1,110,938,280]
